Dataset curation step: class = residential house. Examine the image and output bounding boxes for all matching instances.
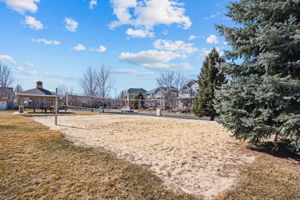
[146,87,178,99]
[122,88,147,108]
[146,87,179,109]
[177,80,199,111]
[127,88,147,98]
[178,80,198,98]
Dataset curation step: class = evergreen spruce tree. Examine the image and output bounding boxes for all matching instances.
[214,0,300,151]
[15,84,23,93]
[193,48,225,121]
[133,93,144,109]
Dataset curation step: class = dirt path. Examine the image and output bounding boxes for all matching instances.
[32,115,255,199]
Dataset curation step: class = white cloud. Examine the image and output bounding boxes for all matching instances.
[89,0,97,9]
[113,69,154,76]
[14,67,79,80]
[24,62,38,67]
[134,0,191,29]
[141,63,193,71]
[95,45,106,52]
[31,38,60,45]
[206,34,219,44]
[188,35,197,41]
[0,54,16,64]
[24,16,43,30]
[109,0,137,28]
[119,50,192,71]
[65,17,78,32]
[2,0,40,14]
[153,39,197,54]
[15,67,38,75]
[74,45,106,52]
[110,0,191,38]
[204,11,221,20]
[120,50,185,65]
[126,28,154,38]
[73,44,86,51]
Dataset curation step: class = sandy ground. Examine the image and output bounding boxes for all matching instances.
[32,115,255,199]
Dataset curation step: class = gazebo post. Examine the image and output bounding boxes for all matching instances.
[55,88,58,125]
[65,93,69,112]
[19,97,24,113]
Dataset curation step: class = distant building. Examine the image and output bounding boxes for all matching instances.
[178,80,198,98]
[177,80,199,111]
[127,88,147,98]
[0,87,15,110]
[146,87,179,110]
[146,87,178,99]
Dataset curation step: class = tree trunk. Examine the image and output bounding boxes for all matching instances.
[272,133,279,152]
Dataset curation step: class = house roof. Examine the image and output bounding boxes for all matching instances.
[0,87,13,90]
[147,88,160,94]
[181,80,197,89]
[146,87,178,94]
[127,88,147,94]
[19,88,54,96]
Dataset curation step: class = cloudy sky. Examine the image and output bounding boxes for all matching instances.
[0,0,233,95]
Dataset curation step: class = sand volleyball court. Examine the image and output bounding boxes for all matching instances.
[32,115,255,199]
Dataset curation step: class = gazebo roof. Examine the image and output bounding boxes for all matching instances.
[19,88,54,96]
[16,88,56,99]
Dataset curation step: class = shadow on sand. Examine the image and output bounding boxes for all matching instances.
[57,124,92,130]
[248,142,300,162]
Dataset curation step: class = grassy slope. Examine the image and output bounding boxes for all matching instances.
[0,112,299,200]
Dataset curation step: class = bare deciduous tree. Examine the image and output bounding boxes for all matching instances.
[0,64,14,98]
[80,65,114,98]
[156,71,188,109]
[0,64,13,88]
[97,65,114,98]
[174,72,188,89]
[57,84,73,97]
[156,71,187,92]
[80,67,98,96]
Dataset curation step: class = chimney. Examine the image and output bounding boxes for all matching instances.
[36,81,43,89]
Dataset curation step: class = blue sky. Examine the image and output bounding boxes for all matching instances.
[0,0,233,96]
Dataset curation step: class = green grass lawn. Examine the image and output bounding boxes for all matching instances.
[0,112,299,200]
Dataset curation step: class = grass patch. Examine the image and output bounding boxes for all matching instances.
[0,114,197,200]
[215,161,300,200]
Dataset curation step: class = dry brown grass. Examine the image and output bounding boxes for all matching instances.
[0,113,299,200]
[215,147,300,200]
[0,114,197,200]
[216,163,300,200]
[0,110,15,114]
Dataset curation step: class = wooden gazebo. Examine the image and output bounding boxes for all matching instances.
[16,81,58,113]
